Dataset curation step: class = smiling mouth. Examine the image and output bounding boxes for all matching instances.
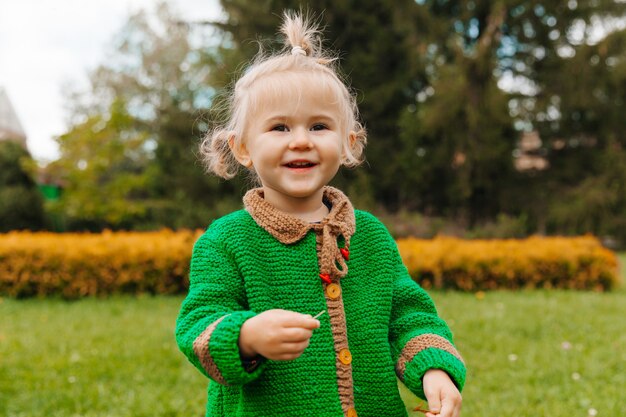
[284,161,317,168]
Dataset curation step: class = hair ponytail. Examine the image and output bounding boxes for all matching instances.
[281,11,335,66]
[281,11,320,57]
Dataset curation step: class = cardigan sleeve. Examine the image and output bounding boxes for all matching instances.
[175,228,266,386]
[386,233,466,400]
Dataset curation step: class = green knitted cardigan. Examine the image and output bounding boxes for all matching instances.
[175,187,466,417]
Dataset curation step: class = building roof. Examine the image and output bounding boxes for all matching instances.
[0,86,27,147]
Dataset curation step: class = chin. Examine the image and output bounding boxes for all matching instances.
[283,187,324,199]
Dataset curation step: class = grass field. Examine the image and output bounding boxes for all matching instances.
[617,252,626,287]
[1,256,624,417]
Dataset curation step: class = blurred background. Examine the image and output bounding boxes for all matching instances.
[2,2,626,416]
[1,0,625,243]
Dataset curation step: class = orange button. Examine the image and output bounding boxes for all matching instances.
[338,348,352,365]
[347,408,358,417]
[326,283,341,299]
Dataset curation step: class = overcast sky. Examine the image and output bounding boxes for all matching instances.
[0,0,222,163]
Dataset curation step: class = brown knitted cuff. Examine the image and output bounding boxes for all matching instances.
[193,315,229,384]
[395,333,465,379]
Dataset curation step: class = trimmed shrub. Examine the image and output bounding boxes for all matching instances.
[397,236,619,291]
[0,229,202,298]
[0,232,619,298]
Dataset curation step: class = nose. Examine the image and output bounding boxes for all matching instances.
[288,126,313,150]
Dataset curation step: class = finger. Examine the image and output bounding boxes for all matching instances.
[280,340,310,354]
[435,403,452,417]
[424,389,442,416]
[440,391,462,417]
[436,404,451,417]
[280,327,313,343]
[274,350,305,361]
[281,312,320,330]
[266,352,298,361]
[299,315,321,330]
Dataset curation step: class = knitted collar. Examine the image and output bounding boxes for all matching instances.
[243,186,356,278]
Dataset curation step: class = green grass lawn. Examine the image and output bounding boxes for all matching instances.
[1,255,624,417]
[0,296,208,417]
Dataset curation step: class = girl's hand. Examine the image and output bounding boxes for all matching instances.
[238,309,320,361]
[422,369,462,417]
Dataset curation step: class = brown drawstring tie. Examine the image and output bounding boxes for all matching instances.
[317,212,351,280]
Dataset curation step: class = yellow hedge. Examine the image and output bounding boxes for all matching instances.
[0,230,202,298]
[0,232,619,298]
[397,236,619,291]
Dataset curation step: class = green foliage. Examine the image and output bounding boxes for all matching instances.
[536,27,626,243]
[212,1,625,237]
[0,141,45,231]
[547,142,626,241]
[51,1,626,241]
[56,3,243,230]
[218,0,428,208]
[52,99,152,229]
[397,64,516,222]
[464,213,529,239]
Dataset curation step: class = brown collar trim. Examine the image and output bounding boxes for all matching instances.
[243,186,355,244]
[243,186,356,278]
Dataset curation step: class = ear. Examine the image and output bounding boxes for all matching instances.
[342,130,357,160]
[228,133,253,168]
[348,131,357,149]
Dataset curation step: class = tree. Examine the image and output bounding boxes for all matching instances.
[397,1,626,227]
[216,0,430,208]
[58,2,243,229]
[0,141,45,232]
[215,1,518,223]
[55,0,626,240]
[52,99,152,229]
[538,27,626,242]
[205,1,626,236]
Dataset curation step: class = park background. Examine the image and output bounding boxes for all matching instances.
[1,0,625,416]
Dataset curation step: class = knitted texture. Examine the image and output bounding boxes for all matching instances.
[175,188,466,417]
[243,186,355,279]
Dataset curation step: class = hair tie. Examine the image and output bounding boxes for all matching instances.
[291,46,307,56]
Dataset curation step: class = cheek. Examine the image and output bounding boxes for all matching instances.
[251,149,282,173]
[331,139,344,162]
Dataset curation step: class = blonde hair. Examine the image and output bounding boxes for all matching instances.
[200,11,367,179]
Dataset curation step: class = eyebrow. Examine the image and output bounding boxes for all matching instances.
[311,114,337,123]
[262,114,337,123]
[263,116,288,124]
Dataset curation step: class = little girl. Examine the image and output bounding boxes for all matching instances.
[176,12,465,417]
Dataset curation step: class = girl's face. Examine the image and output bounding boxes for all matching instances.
[236,74,345,214]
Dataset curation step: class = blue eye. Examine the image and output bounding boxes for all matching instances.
[311,123,328,131]
[271,124,288,132]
